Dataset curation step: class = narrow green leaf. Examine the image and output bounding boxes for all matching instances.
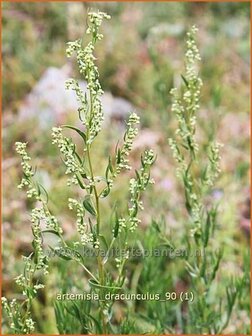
[98,234,108,250]
[49,246,72,261]
[204,211,211,247]
[76,175,86,189]
[210,249,223,282]
[88,279,121,290]
[113,211,120,238]
[116,148,121,164]
[62,125,86,143]
[181,74,189,87]
[83,197,96,216]
[42,229,61,237]
[100,186,110,198]
[135,170,141,184]
[105,156,113,180]
[37,183,49,203]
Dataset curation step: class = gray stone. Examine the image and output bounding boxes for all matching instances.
[18,65,133,129]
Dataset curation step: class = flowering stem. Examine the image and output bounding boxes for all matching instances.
[86,144,107,331]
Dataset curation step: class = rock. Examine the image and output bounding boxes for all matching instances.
[18,65,133,129]
[132,129,163,150]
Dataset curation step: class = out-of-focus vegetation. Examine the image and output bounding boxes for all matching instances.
[2,2,250,334]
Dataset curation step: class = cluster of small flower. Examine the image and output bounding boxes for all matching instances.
[68,198,92,245]
[13,143,64,331]
[1,298,14,327]
[15,142,41,200]
[185,25,201,66]
[142,149,155,167]
[7,257,45,333]
[1,297,35,333]
[169,26,202,173]
[169,25,203,163]
[128,150,155,232]
[118,217,127,233]
[31,212,52,271]
[184,26,202,133]
[170,89,198,159]
[115,112,140,175]
[24,318,35,333]
[31,206,61,232]
[15,141,62,234]
[168,138,186,176]
[15,274,26,288]
[66,12,110,145]
[52,127,85,186]
[80,38,104,144]
[86,11,111,41]
[15,142,33,177]
[115,250,129,269]
[205,141,222,186]
[189,193,202,236]
[169,26,222,241]
[65,78,88,126]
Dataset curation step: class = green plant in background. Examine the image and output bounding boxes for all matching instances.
[2,11,155,334]
[168,26,244,334]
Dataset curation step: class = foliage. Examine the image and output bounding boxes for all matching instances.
[168,26,245,334]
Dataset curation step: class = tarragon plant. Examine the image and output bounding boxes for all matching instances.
[2,11,155,334]
[169,26,243,334]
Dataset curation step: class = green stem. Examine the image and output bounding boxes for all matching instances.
[86,142,107,332]
[78,261,99,283]
[102,237,115,265]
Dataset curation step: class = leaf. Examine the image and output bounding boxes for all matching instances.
[99,235,108,250]
[116,148,121,164]
[152,220,161,233]
[113,211,120,238]
[88,279,121,291]
[141,153,145,168]
[65,302,82,320]
[210,249,223,282]
[86,314,103,334]
[31,240,38,264]
[36,183,41,197]
[83,197,96,216]
[42,229,61,237]
[203,212,211,247]
[200,249,207,278]
[49,246,72,261]
[105,156,113,180]
[62,125,86,143]
[74,151,83,165]
[135,170,141,184]
[66,247,85,263]
[181,74,189,87]
[76,175,86,189]
[158,239,175,251]
[37,183,49,203]
[100,186,110,198]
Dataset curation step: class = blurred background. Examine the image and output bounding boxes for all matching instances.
[2,1,250,334]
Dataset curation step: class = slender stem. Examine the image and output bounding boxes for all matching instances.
[21,263,35,332]
[102,237,115,265]
[86,146,101,235]
[78,261,99,283]
[86,120,107,333]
